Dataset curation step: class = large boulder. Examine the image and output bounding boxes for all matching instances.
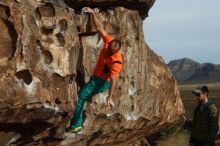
[0,0,184,145]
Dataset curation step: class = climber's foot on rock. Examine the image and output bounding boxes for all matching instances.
[66,126,82,133]
[70,126,82,133]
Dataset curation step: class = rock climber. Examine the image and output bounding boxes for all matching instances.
[189,85,219,146]
[67,7,123,133]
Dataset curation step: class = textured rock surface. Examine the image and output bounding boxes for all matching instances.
[0,0,184,145]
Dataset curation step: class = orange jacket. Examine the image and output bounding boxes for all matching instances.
[93,34,123,80]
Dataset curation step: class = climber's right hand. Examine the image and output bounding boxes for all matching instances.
[107,96,115,108]
[82,7,94,14]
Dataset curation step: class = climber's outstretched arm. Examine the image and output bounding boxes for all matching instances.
[83,7,107,37]
[107,75,117,107]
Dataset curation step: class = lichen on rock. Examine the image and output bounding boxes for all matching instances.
[0,0,184,145]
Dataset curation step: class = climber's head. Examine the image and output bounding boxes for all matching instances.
[108,39,121,55]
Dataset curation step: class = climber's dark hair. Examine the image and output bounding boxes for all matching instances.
[109,39,122,51]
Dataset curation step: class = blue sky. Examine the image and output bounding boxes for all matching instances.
[143,0,220,64]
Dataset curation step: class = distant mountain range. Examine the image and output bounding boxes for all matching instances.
[167,58,220,83]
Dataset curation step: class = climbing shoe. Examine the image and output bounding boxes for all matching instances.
[69,126,82,133]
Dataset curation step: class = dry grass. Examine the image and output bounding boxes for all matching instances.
[156,128,189,146]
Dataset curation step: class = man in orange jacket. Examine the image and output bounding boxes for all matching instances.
[67,7,123,133]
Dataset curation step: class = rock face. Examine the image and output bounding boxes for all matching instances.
[0,0,184,145]
[168,58,220,83]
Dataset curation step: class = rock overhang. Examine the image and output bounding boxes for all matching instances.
[63,0,156,20]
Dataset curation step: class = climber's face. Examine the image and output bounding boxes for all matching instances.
[108,41,120,56]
